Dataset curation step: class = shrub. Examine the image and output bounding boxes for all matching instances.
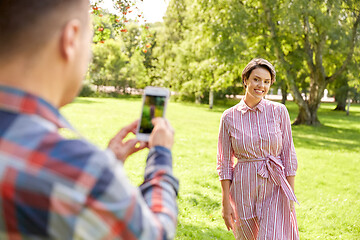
[79,84,95,97]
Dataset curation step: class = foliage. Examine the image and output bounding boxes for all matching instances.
[158,0,360,124]
[328,47,360,107]
[90,0,151,43]
[87,0,360,125]
[87,1,157,94]
[88,39,129,92]
[78,84,95,97]
[127,50,150,88]
[258,0,360,124]
[159,0,248,103]
[61,97,360,239]
[87,14,157,93]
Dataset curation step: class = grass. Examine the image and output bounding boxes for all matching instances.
[61,97,360,240]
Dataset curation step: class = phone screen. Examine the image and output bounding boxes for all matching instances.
[139,95,166,134]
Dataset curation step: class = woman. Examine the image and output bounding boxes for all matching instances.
[217,58,299,240]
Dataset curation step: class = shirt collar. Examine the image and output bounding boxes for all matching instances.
[237,98,265,114]
[0,85,72,129]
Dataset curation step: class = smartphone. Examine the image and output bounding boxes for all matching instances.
[136,86,170,141]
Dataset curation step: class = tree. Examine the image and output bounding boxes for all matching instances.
[330,46,360,111]
[163,0,360,123]
[332,73,351,111]
[87,1,154,93]
[260,0,360,125]
[89,40,129,92]
[127,50,150,89]
[90,0,151,44]
[161,0,247,104]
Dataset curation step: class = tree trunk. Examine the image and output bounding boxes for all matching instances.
[293,76,325,125]
[281,81,287,105]
[333,78,349,111]
[334,101,346,111]
[195,93,201,104]
[262,0,310,123]
[209,89,214,109]
[293,105,311,125]
[262,0,360,126]
[293,102,321,125]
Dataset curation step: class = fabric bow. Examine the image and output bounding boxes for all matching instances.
[257,155,299,204]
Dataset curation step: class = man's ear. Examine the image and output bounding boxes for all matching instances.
[59,19,81,61]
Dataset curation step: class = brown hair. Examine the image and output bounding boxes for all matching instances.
[0,0,87,59]
[241,58,276,87]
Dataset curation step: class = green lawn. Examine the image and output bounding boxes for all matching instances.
[61,97,360,240]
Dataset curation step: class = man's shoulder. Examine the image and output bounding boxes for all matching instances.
[0,110,114,189]
[2,111,105,160]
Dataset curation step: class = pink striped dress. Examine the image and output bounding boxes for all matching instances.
[217,99,299,240]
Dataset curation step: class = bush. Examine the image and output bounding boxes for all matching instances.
[79,84,95,97]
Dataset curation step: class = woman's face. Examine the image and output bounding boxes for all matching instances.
[245,67,271,101]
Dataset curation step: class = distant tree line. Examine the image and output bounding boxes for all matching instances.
[87,0,360,125]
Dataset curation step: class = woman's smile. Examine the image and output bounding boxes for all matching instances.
[244,67,271,107]
[254,89,265,95]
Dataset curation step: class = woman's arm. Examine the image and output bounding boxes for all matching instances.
[217,113,235,181]
[279,104,298,177]
[279,104,298,210]
[221,180,235,231]
[217,112,236,230]
[286,175,295,210]
[286,175,295,191]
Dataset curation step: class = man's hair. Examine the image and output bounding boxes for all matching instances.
[241,58,276,87]
[0,0,86,59]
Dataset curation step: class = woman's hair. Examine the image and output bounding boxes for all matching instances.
[241,58,276,87]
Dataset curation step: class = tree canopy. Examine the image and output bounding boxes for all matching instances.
[89,0,360,125]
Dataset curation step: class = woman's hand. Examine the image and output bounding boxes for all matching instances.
[222,200,235,231]
[290,200,295,211]
[286,176,296,212]
[220,180,235,231]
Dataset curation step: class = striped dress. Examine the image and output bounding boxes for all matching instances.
[217,99,299,240]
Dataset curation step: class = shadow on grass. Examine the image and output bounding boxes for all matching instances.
[77,95,142,103]
[176,221,234,240]
[110,94,142,101]
[73,98,98,104]
[292,124,360,151]
[175,174,236,239]
[210,100,360,151]
[178,177,221,213]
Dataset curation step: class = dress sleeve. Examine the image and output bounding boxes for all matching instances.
[217,113,235,181]
[279,104,298,176]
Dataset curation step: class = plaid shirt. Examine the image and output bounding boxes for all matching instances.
[0,85,179,240]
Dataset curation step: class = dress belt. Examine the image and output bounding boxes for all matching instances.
[237,155,299,204]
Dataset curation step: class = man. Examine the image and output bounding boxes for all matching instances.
[0,0,178,239]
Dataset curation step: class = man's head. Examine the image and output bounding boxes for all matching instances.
[0,0,92,107]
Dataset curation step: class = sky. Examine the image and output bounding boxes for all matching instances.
[101,0,169,23]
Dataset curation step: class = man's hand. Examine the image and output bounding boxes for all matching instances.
[149,118,174,149]
[108,120,147,163]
